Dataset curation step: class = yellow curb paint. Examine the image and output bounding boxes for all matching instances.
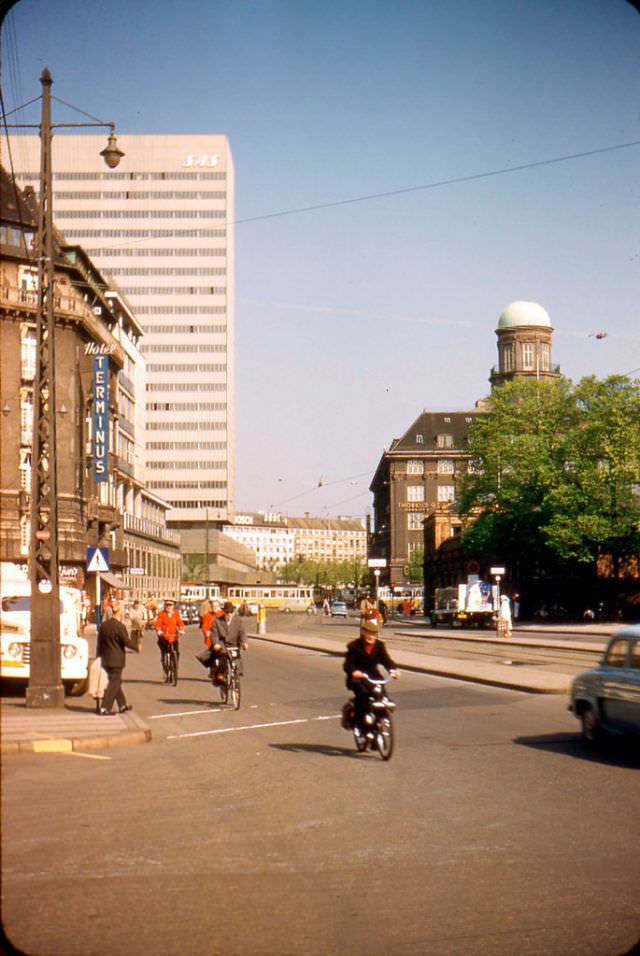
[32,739,73,753]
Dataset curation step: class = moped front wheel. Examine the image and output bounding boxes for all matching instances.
[353,728,367,752]
[376,716,394,761]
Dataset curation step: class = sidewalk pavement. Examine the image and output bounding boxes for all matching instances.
[1,703,151,755]
[1,619,619,756]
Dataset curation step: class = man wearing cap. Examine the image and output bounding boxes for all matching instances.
[154,599,185,681]
[344,618,400,733]
[210,601,248,683]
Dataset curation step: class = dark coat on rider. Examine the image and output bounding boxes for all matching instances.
[344,636,397,691]
[213,614,247,648]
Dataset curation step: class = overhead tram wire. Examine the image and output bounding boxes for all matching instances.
[8,137,636,252]
[271,470,374,509]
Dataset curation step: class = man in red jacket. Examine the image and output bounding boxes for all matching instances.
[155,599,185,681]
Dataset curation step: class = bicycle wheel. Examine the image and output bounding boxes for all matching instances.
[230,669,241,710]
[376,716,394,761]
[169,649,178,686]
[219,658,229,703]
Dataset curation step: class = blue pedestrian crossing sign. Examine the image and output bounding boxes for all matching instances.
[86,547,110,573]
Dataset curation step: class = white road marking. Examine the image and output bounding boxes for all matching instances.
[148,708,221,720]
[167,713,340,741]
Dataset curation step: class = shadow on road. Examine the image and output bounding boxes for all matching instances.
[270,741,363,759]
[514,733,640,769]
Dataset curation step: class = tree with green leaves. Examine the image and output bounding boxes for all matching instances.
[458,375,640,589]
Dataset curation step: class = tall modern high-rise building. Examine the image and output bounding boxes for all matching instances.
[4,134,235,531]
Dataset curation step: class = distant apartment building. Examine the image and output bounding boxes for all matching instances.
[4,134,235,530]
[223,513,367,571]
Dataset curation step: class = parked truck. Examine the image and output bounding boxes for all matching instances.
[431,579,498,628]
[1,562,89,695]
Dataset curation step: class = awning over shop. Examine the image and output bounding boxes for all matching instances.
[100,572,129,590]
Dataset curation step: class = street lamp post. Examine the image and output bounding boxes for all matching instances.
[6,69,123,707]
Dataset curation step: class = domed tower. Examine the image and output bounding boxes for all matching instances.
[490,300,560,387]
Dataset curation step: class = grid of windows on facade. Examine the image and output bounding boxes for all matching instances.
[64,229,227,239]
[15,171,227,181]
[436,433,454,448]
[83,248,226,257]
[56,210,226,220]
[54,191,227,200]
[407,460,423,474]
[437,459,455,474]
[407,513,425,530]
[138,332,227,340]
[147,364,226,373]
[108,268,226,277]
[124,547,180,580]
[120,287,226,296]
[166,499,227,509]
[407,485,425,502]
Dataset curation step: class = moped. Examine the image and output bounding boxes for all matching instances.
[346,675,395,761]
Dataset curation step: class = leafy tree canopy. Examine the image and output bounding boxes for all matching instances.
[458,375,640,569]
[279,558,366,589]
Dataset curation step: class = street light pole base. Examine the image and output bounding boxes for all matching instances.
[25,684,65,709]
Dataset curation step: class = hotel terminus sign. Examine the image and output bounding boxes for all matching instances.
[92,355,108,482]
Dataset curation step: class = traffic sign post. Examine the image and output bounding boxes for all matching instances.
[87,547,109,629]
[367,559,387,606]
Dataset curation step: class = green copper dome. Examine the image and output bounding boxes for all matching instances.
[498,300,551,329]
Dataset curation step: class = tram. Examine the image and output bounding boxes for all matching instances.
[226,585,314,613]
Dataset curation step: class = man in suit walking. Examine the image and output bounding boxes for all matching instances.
[97,600,141,715]
[210,601,248,683]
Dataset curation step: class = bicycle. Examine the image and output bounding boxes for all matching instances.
[217,645,242,709]
[162,643,179,686]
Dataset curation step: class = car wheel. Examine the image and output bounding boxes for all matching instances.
[64,678,88,697]
[580,704,603,743]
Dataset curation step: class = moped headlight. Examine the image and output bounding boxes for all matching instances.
[62,644,77,659]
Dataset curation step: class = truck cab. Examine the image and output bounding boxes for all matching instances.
[1,565,89,696]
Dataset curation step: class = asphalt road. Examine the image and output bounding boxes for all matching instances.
[2,621,639,956]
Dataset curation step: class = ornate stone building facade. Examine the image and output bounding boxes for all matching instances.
[369,300,560,589]
[0,168,181,605]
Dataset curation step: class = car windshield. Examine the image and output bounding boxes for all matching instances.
[604,639,628,667]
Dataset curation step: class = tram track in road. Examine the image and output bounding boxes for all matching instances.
[382,631,603,674]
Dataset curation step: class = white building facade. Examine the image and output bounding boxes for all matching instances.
[224,513,368,571]
[4,134,235,530]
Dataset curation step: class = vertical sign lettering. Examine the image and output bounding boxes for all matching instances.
[93,355,108,483]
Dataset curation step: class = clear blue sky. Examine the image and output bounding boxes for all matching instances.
[2,0,639,518]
